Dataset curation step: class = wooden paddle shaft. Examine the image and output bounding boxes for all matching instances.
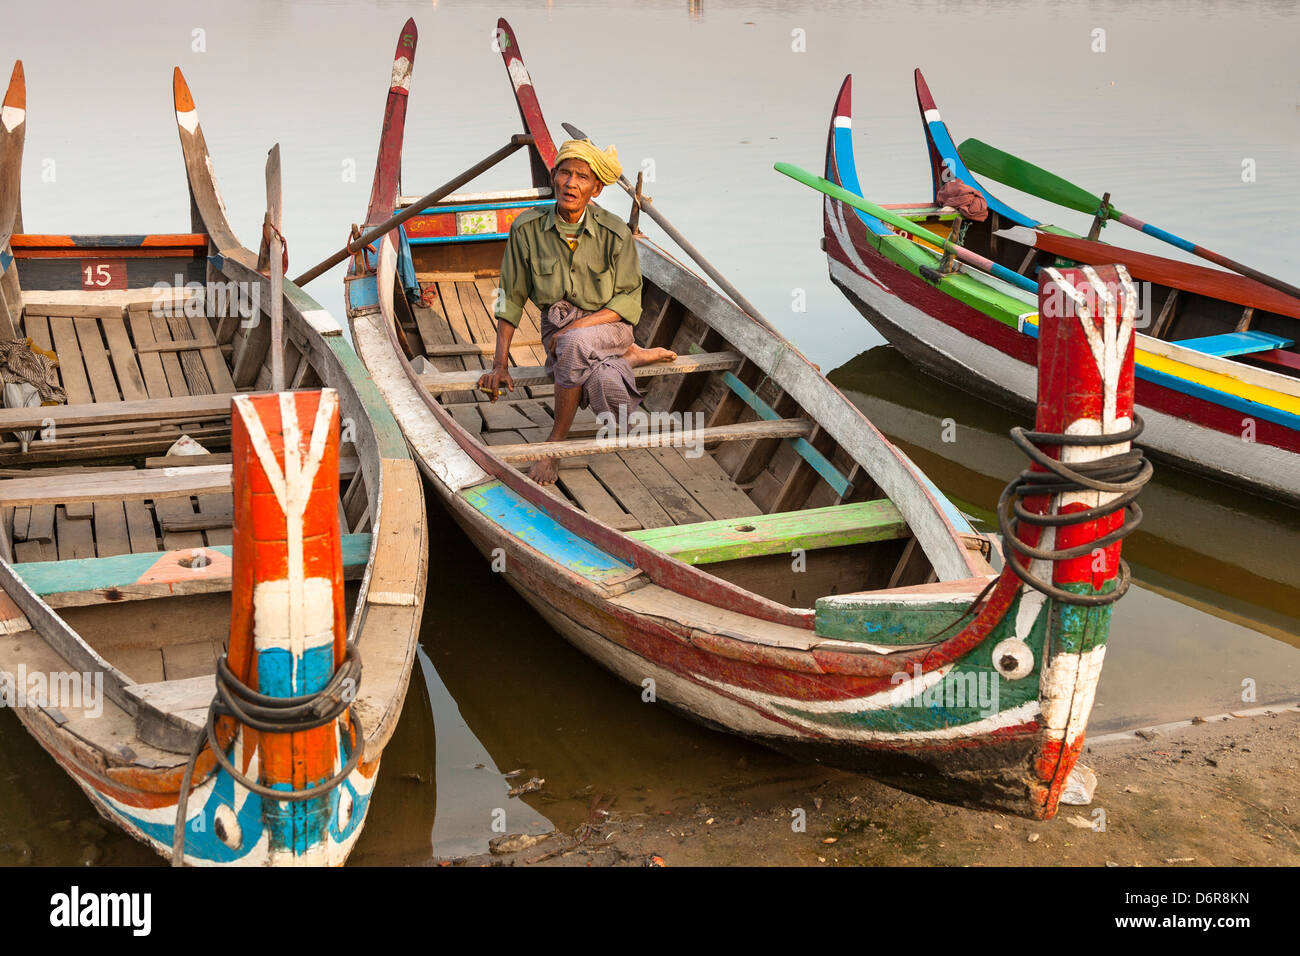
[292,134,535,286]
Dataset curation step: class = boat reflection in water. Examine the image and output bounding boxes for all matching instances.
[829,346,1300,731]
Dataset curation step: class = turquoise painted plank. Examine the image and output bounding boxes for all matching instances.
[12,534,373,597]
[406,233,511,246]
[1172,330,1293,358]
[700,351,851,498]
[347,273,380,311]
[462,481,635,583]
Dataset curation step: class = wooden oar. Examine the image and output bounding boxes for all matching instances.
[774,161,1038,295]
[262,144,285,391]
[957,137,1300,300]
[560,121,788,339]
[292,134,533,287]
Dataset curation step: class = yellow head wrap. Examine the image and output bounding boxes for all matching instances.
[552,138,622,185]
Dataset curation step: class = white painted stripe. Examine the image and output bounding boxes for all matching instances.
[299,308,342,336]
[833,116,852,128]
[696,671,1043,742]
[390,56,412,92]
[175,108,198,134]
[696,665,954,716]
[923,108,941,123]
[1,105,24,132]
[367,590,419,607]
[508,59,532,90]
[1039,644,1107,738]
[253,577,335,641]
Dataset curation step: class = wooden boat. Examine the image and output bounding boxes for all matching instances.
[0,60,426,864]
[806,71,1300,506]
[829,346,1300,650]
[345,18,1148,818]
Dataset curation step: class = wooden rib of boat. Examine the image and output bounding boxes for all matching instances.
[0,60,426,865]
[812,71,1300,505]
[343,19,1148,819]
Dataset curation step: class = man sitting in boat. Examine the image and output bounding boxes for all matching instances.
[478,138,676,484]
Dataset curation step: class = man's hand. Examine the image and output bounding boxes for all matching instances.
[477,366,514,403]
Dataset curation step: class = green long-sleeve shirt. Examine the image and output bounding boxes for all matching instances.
[494,203,642,327]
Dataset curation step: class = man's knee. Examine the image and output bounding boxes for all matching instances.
[554,331,586,363]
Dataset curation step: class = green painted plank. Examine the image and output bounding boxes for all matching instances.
[626,499,907,566]
[12,533,372,597]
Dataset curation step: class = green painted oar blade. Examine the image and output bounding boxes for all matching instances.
[773,162,950,249]
[957,138,1111,218]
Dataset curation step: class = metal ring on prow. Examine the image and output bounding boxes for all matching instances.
[997,414,1152,606]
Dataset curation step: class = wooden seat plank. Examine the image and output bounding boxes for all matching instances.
[421,350,743,395]
[626,499,908,566]
[0,393,233,431]
[0,463,233,507]
[486,418,813,463]
[9,533,374,607]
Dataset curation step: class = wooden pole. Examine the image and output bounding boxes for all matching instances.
[291,135,534,287]
[265,144,285,392]
[561,122,787,340]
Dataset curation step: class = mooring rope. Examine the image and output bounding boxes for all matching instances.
[997,415,1152,606]
[170,645,363,865]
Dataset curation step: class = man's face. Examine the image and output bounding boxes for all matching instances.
[552,159,604,219]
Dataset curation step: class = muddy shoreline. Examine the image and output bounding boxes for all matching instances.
[434,709,1300,867]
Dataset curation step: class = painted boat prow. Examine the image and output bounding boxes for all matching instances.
[0,60,25,243]
[172,67,253,266]
[912,68,1037,229]
[365,17,417,227]
[496,16,557,181]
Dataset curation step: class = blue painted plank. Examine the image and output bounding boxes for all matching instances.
[1172,330,1293,358]
[462,481,635,583]
[405,233,511,246]
[400,199,555,216]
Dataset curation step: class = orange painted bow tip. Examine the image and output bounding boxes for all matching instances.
[3,61,24,109]
[173,67,195,113]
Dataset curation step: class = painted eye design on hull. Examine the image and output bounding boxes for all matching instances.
[337,786,354,831]
[991,639,1034,681]
[214,805,242,849]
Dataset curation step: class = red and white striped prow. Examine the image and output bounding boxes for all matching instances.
[228,389,347,863]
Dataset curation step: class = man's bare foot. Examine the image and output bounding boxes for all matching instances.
[528,458,559,485]
[624,344,677,368]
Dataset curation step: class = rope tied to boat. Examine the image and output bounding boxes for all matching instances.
[996,415,1152,606]
[170,645,364,865]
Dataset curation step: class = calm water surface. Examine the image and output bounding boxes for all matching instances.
[1,0,1297,865]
